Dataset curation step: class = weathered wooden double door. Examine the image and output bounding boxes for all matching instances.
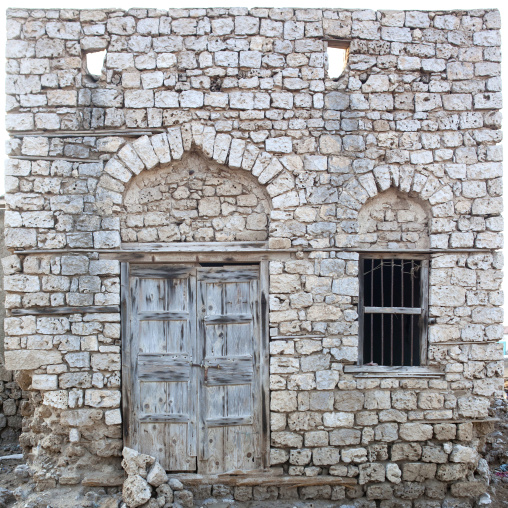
[123,264,266,474]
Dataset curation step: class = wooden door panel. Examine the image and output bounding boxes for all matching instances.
[128,265,197,472]
[198,267,262,473]
[138,321,188,354]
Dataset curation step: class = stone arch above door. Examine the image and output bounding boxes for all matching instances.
[94,122,298,219]
[120,152,272,243]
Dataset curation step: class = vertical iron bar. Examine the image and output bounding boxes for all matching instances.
[370,259,375,362]
[391,259,394,366]
[381,259,384,365]
[401,259,404,365]
[411,259,415,366]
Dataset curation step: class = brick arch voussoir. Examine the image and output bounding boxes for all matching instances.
[94,122,299,215]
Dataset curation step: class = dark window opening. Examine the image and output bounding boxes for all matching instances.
[360,257,428,367]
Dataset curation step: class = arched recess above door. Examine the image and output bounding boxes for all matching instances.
[120,152,272,243]
[94,122,299,222]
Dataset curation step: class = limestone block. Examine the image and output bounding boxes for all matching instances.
[107,16,136,35]
[180,90,204,108]
[271,432,303,448]
[391,443,422,461]
[323,412,354,428]
[341,447,368,464]
[270,448,289,465]
[133,136,159,169]
[122,475,152,508]
[85,389,121,408]
[374,423,398,442]
[32,374,58,391]
[422,446,448,464]
[230,92,254,109]
[270,391,297,412]
[91,354,121,372]
[43,390,68,409]
[146,462,168,487]
[94,231,121,249]
[313,447,341,466]
[4,274,40,293]
[450,481,487,498]
[399,423,433,441]
[125,90,154,108]
[45,21,80,40]
[386,463,402,484]
[60,409,102,427]
[266,137,292,154]
[316,370,339,390]
[359,463,385,484]
[403,463,437,482]
[449,444,479,464]
[330,429,361,446]
[436,464,467,482]
[235,16,259,35]
[5,348,62,370]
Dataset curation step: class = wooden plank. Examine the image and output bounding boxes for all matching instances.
[198,268,259,282]
[138,364,191,382]
[364,306,422,315]
[204,314,252,324]
[259,260,270,469]
[271,334,324,339]
[206,416,253,427]
[358,256,365,366]
[123,242,268,252]
[128,267,141,450]
[100,252,294,262]
[420,259,429,366]
[10,128,165,137]
[138,311,190,321]
[140,414,190,423]
[130,265,196,277]
[169,474,357,487]
[10,155,99,163]
[344,365,443,375]
[121,263,131,447]
[11,305,119,316]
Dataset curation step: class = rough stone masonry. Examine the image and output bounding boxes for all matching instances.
[3,6,504,507]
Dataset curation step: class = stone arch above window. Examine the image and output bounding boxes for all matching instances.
[119,152,271,243]
[358,188,430,249]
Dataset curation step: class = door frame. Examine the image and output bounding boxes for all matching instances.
[121,259,271,471]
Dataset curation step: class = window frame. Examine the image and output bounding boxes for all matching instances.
[358,253,429,367]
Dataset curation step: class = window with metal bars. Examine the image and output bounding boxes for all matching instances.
[359,256,429,367]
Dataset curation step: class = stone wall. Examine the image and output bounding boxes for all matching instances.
[0,200,25,445]
[3,6,504,506]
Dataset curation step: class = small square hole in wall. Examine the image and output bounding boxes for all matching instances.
[326,40,350,79]
[86,50,106,78]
